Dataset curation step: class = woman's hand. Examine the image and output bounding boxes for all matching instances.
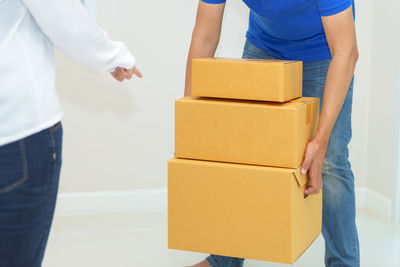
[111,66,143,82]
[301,138,328,195]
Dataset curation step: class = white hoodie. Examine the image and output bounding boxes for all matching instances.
[0,0,136,146]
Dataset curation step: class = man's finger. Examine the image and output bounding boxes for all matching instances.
[305,174,322,195]
[305,185,320,195]
[304,186,313,195]
[301,155,312,175]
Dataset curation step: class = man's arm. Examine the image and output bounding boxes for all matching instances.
[184,1,225,96]
[301,5,358,195]
[20,0,141,81]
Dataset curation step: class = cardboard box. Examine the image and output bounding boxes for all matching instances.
[175,97,319,169]
[168,158,322,264]
[191,58,302,102]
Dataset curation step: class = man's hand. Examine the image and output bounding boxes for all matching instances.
[301,138,328,195]
[111,66,143,82]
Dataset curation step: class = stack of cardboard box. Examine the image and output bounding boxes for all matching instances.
[168,58,322,264]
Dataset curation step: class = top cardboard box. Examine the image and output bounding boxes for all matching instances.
[191,58,302,102]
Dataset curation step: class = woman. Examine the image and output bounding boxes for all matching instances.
[0,0,141,266]
[184,1,359,266]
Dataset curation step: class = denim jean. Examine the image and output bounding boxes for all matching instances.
[0,122,63,267]
[206,40,359,267]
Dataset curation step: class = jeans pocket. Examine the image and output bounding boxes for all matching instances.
[48,122,62,163]
[0,140,28,194]
[50,122,62,133]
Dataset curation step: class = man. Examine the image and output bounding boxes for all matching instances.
[0,0,141,266]
[184,1,359,267]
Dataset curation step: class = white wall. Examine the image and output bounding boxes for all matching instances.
[55,0,249,193]
[364,0,400,220]
[349,0,375,188]
[56,0,195,193]
[56,0,399,222]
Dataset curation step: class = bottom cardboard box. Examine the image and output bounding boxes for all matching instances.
[168,158,322,264]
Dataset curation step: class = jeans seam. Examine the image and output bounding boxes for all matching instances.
[0,140,29,194]
[37,129,60,265]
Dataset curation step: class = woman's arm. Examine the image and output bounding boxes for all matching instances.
[21,0,141,81]
[184,1,226,96]
[302,6,358,195]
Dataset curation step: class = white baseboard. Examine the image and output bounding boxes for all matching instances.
[55,188,167,216]
[356,187,392,221]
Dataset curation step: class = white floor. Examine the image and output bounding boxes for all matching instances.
[42,210,400,267]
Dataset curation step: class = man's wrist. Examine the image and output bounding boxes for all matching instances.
[313,132,330,149]
[184,87,191,97]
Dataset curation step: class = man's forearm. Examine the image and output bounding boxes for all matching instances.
[184,35,219,96]
[314,52,358,146]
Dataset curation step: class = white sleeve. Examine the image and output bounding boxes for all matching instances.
[20,0,136,73]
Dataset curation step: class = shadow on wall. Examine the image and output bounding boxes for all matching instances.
[55,51,140,118]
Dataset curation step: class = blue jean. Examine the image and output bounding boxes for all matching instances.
[0,122,63,267]
[207,40,359,267]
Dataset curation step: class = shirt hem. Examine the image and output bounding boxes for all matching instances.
[200,0,226,4]
[319,1,353,17]
[0,113,64,147]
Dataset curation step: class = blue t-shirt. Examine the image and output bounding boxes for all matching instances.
[201,0,354,62]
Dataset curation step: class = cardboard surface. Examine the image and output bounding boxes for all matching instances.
[168,158,322,264]
[175,97,319,169]
[191,58,303,102]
